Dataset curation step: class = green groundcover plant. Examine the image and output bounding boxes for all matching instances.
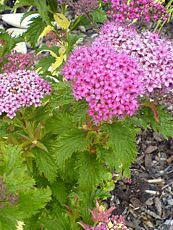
[0,0,173,229]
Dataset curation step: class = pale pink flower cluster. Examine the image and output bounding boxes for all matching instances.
[2,52,34,73]
[0,70,51,118]
[84,216,128,230]
[58,0,98,15]
[95,22,173,94]
[81,206,128,230]
[103,0,168,23]
[63,44,144,123]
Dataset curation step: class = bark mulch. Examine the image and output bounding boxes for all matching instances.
[108,129,173,230]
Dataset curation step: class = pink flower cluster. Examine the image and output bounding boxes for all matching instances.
[103,0,168,23]
[58,0,98,15]
[84,216,128,229]
[95,22,173,94]
[1,52,34,73]
[0,70,51,118]
[81,205,128,230]
[63,44,144,123]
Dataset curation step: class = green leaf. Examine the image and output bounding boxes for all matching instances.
[45,203,72,230]
[46,112,75,135]
[33,0,51,25]
[13,0,34,9]
[90,8,107,23]
[78,152,105,191]
[0,143,52,228]
[132,106,173,138]
[0,4,11,12]
[0,207,21,230]
[54,128,91,169]
[36,55,55,74]
[33,149,57,183]
[0,30,22,57]
[50,179,67,205]
[106,122,138,175]
[47,0,58,13]
[51,81,74,108]
[18,187,51,218]
[0,144,35,192]
[66,34,82,54]
[24,16,46,47]
[72,101,88,125]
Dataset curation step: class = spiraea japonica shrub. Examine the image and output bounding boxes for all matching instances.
[0,0,173,229]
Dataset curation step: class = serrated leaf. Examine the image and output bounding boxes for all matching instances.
[54,13,70,29]
[51,81,74,107]
[0,30,22,57]
[33,149,57,183]
[18,187,51,218]
[46,112,75,135]
[54,128,90,168]
[5,168,35,192]
[78,152,105,191]
[0,144,35,192]
[36,55,55,74]
[24,16,46,47]
[107,123,138,174]
[50,179,67,205]
[132,106,173,139]
[91,8,107,23]
[0,144,22,174]
[0,206,21,230]
[35,141,48,152]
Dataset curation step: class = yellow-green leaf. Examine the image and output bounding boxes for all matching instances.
[39,25,54,39]
[54,13,70,29]
[51,55,64,71]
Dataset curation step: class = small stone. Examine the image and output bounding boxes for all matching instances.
[153,132,163,142]
[130,197,142,208]
[78,25,86,33]
[145,197,154,206]
[145,145,158,154]
[154,197,162,216]
[145,153,152,168]
[167,199,173,206]
[0,24,4,30]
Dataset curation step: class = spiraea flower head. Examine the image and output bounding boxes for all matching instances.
[0,70,51,119]
[96,21,173,95]
[63,43,144,123]
[103,0,168,23]
[1,52,34,73]
[58,0,98,15]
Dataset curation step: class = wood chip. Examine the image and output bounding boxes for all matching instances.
[145,190,160,195]
[141,207,162,219]
[167,155,173,164]
[145,145,158,154]
[154,197,162,216]
[147,178,164,184]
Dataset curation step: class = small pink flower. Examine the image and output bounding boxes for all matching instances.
[103,0,168,23]
[2,52,34,73]
[0,70,51,118]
